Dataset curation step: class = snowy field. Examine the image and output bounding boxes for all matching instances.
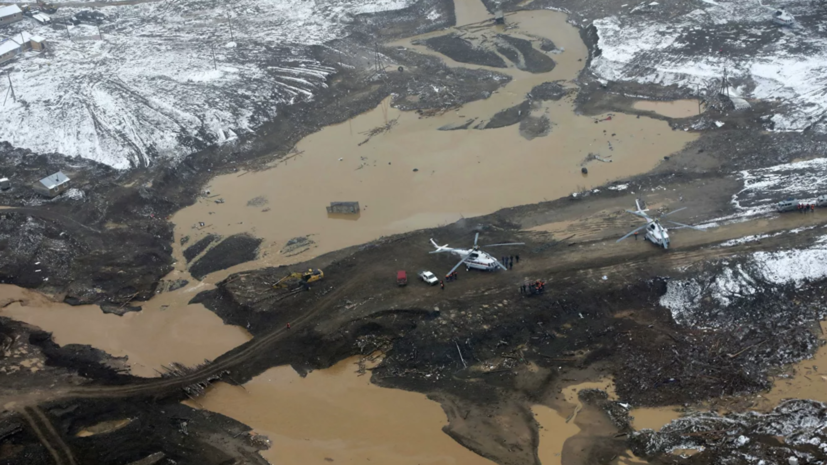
[591,0,827,132]
[660,232,827,327]
[0,0,414,168]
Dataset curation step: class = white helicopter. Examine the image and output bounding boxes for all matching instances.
[617,199,703,249]
[430,233,524,275]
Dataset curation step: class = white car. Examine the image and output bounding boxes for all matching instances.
[419,270,439,285]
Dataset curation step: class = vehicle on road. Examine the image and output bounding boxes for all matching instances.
[397,270,407,286]
[418,270,439,285]
[777,199,800,212]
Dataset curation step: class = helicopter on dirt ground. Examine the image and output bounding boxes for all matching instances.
[617,199,703,249]
[430,233,524,276]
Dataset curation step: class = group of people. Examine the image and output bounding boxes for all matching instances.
[799,203,817,213]
[501,255,519,269]
[445,271,459,282]
[520,280,545,295]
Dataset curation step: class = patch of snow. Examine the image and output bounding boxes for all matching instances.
[662,235,827,325]
[590,0,827,133]
[609,183,629,191]
[0,0,415,169]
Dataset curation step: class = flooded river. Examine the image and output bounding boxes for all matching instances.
[0,283,250,378]
[172,10,696,281]
[189,357,494,465]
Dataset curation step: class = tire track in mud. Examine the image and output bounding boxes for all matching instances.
[21,406,77,465]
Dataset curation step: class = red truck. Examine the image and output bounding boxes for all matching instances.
[397,270,407,286]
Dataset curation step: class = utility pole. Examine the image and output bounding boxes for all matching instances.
[66,23,71,40]
[226,13,234,42]
[97,21,103,40]
[211,44,217,70]
[7,72,16,103]
[697,84,701,115]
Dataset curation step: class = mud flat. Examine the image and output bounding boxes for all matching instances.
[632,100,700,119]
[0,284,251,378]
[535,379,617,465]
[454,0,494,26]
[172,10,696,281]
[629,406,681,431]
[189,357,494,464]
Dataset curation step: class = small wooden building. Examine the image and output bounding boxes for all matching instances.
[0,5,23,25]
[34,171,70,197]
[326,201,360,214]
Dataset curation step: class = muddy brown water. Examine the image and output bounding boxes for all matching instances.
[531,379,617,465]
[632,100,700,119]
[454,0,492,26]
[188,357,495,464]
[172,10,696,283]
[0,283,251,378]
[629,406,682,431]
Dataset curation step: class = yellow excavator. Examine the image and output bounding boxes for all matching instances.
[273,269,324,290]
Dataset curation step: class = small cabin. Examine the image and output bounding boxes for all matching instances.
[33,171,70,197]
[326,201,360,214]
[0,5,23,25]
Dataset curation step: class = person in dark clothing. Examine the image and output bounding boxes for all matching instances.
[515,255,520,263]
[440,280,444,290]
[509,261,513,270]
[453,271,458,281]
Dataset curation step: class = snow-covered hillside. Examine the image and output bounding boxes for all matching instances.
[0,0,414,168]
[591,0,827,132]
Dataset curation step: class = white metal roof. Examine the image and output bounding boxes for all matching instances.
[39,171,70,190]
[0,5,22,18]
[0,40,19,56]
[32,13,50,22]
[10,31,34,46]
[31,35,45,42]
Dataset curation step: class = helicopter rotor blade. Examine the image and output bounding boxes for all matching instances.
[616,225,647,243]
[474,232,479,247]
[482,242,525,248]
[626,209,651,219]
[447,255,471,276]
[665,220,704,231]
[660,207,687,218]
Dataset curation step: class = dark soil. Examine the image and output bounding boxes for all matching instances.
[423,33,508,68]
[496,35,555,73]
[528,81,568,101]
[519,115,551,139]
[188,234,262,280]
[182,234,219,263]
[485,100,532,128]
